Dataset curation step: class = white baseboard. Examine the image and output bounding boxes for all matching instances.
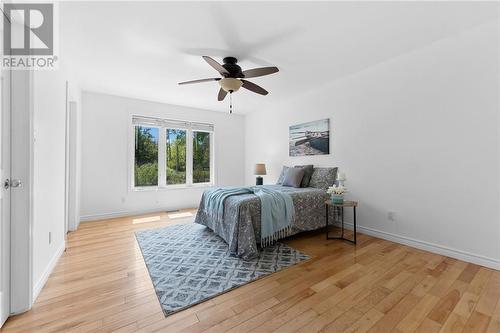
[81,210,500,270]
[342,222,500,271]
[80,206,196,223]
[33,240,65,302]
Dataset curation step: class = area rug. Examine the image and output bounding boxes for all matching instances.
[135,223,309,316]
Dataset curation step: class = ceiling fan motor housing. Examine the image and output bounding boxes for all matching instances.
[222,57,244,78]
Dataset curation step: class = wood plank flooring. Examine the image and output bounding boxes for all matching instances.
[3,209,500,332]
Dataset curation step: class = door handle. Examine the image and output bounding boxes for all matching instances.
[4,179,22,189]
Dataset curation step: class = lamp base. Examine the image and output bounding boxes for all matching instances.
[256,176,263,186]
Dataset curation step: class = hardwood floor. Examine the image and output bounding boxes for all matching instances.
[3,209,500,332]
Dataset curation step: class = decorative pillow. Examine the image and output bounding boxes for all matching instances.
[282,167,305,188]
[276,166,290,185]
[294,165,314,188]
[309,167,338,190]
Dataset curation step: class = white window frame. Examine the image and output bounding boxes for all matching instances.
[130,116,215,191]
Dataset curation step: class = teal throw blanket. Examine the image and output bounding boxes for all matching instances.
[203,186,295,247]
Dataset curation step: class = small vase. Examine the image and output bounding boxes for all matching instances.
[331,194,344,204]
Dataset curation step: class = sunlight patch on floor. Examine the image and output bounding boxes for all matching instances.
[132,215,161,224]
[168,212,194,220]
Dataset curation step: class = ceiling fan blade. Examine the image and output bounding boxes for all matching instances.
[241,80,268,95]
[218,88,228,101]
[178,78,220,85]
[242,66,279,78]
[203,56,229,76]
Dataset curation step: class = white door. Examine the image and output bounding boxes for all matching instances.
[0,69,11,326]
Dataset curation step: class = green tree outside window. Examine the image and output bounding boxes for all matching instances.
[134,126,158,186]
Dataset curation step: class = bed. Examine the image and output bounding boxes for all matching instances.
[194,184,330,259]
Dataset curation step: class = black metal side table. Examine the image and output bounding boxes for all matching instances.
[325,200,358,244]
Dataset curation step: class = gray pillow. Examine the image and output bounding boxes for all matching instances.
[294,165,314,187]
[276,166,290,184]
[282,167,305,188]
[309,167,338,190]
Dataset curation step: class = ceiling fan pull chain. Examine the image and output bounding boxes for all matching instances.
[230,92,233,114]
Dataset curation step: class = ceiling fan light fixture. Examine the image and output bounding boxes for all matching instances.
[219,78,243,93]
[178,56,277,102]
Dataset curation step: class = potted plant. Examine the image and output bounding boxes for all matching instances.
[327,185,347,204]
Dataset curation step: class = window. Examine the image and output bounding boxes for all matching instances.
[193,131,211,184]
[166,129,186,185]
[132,116,214,189]
[134,126,158,187]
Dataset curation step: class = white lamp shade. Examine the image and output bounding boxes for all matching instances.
[254,163,267,175]
[219,78,243,92]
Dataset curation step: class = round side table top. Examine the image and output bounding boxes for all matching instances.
[325,200,358,207]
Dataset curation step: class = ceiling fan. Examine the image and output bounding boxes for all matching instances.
[178,56,279,104]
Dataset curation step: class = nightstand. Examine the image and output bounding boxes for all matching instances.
[325,200,358,244]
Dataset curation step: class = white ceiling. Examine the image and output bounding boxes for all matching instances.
[60,1,498,114]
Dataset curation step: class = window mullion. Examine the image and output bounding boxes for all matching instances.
[131,125,137,188]
[187,128,193,186]
[158,127,167,187]
[210,131,215,185]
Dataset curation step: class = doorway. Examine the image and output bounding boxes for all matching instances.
[0,68,11,327]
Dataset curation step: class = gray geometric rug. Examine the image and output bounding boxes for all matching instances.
[135,223,310,316]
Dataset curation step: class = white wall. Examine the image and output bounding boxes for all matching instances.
[245,20,500,268]
[32,64,81,300]
[80,92,245,220]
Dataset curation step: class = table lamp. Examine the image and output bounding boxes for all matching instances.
[254,163,266,185]
[337,172,346,186]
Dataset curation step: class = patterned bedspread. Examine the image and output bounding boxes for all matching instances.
[195,185,329,259]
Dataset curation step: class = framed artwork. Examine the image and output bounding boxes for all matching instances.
[289,119,330,156]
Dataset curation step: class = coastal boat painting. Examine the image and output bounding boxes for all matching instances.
[289,119,330,156]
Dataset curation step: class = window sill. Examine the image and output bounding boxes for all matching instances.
[131,183,215,192]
